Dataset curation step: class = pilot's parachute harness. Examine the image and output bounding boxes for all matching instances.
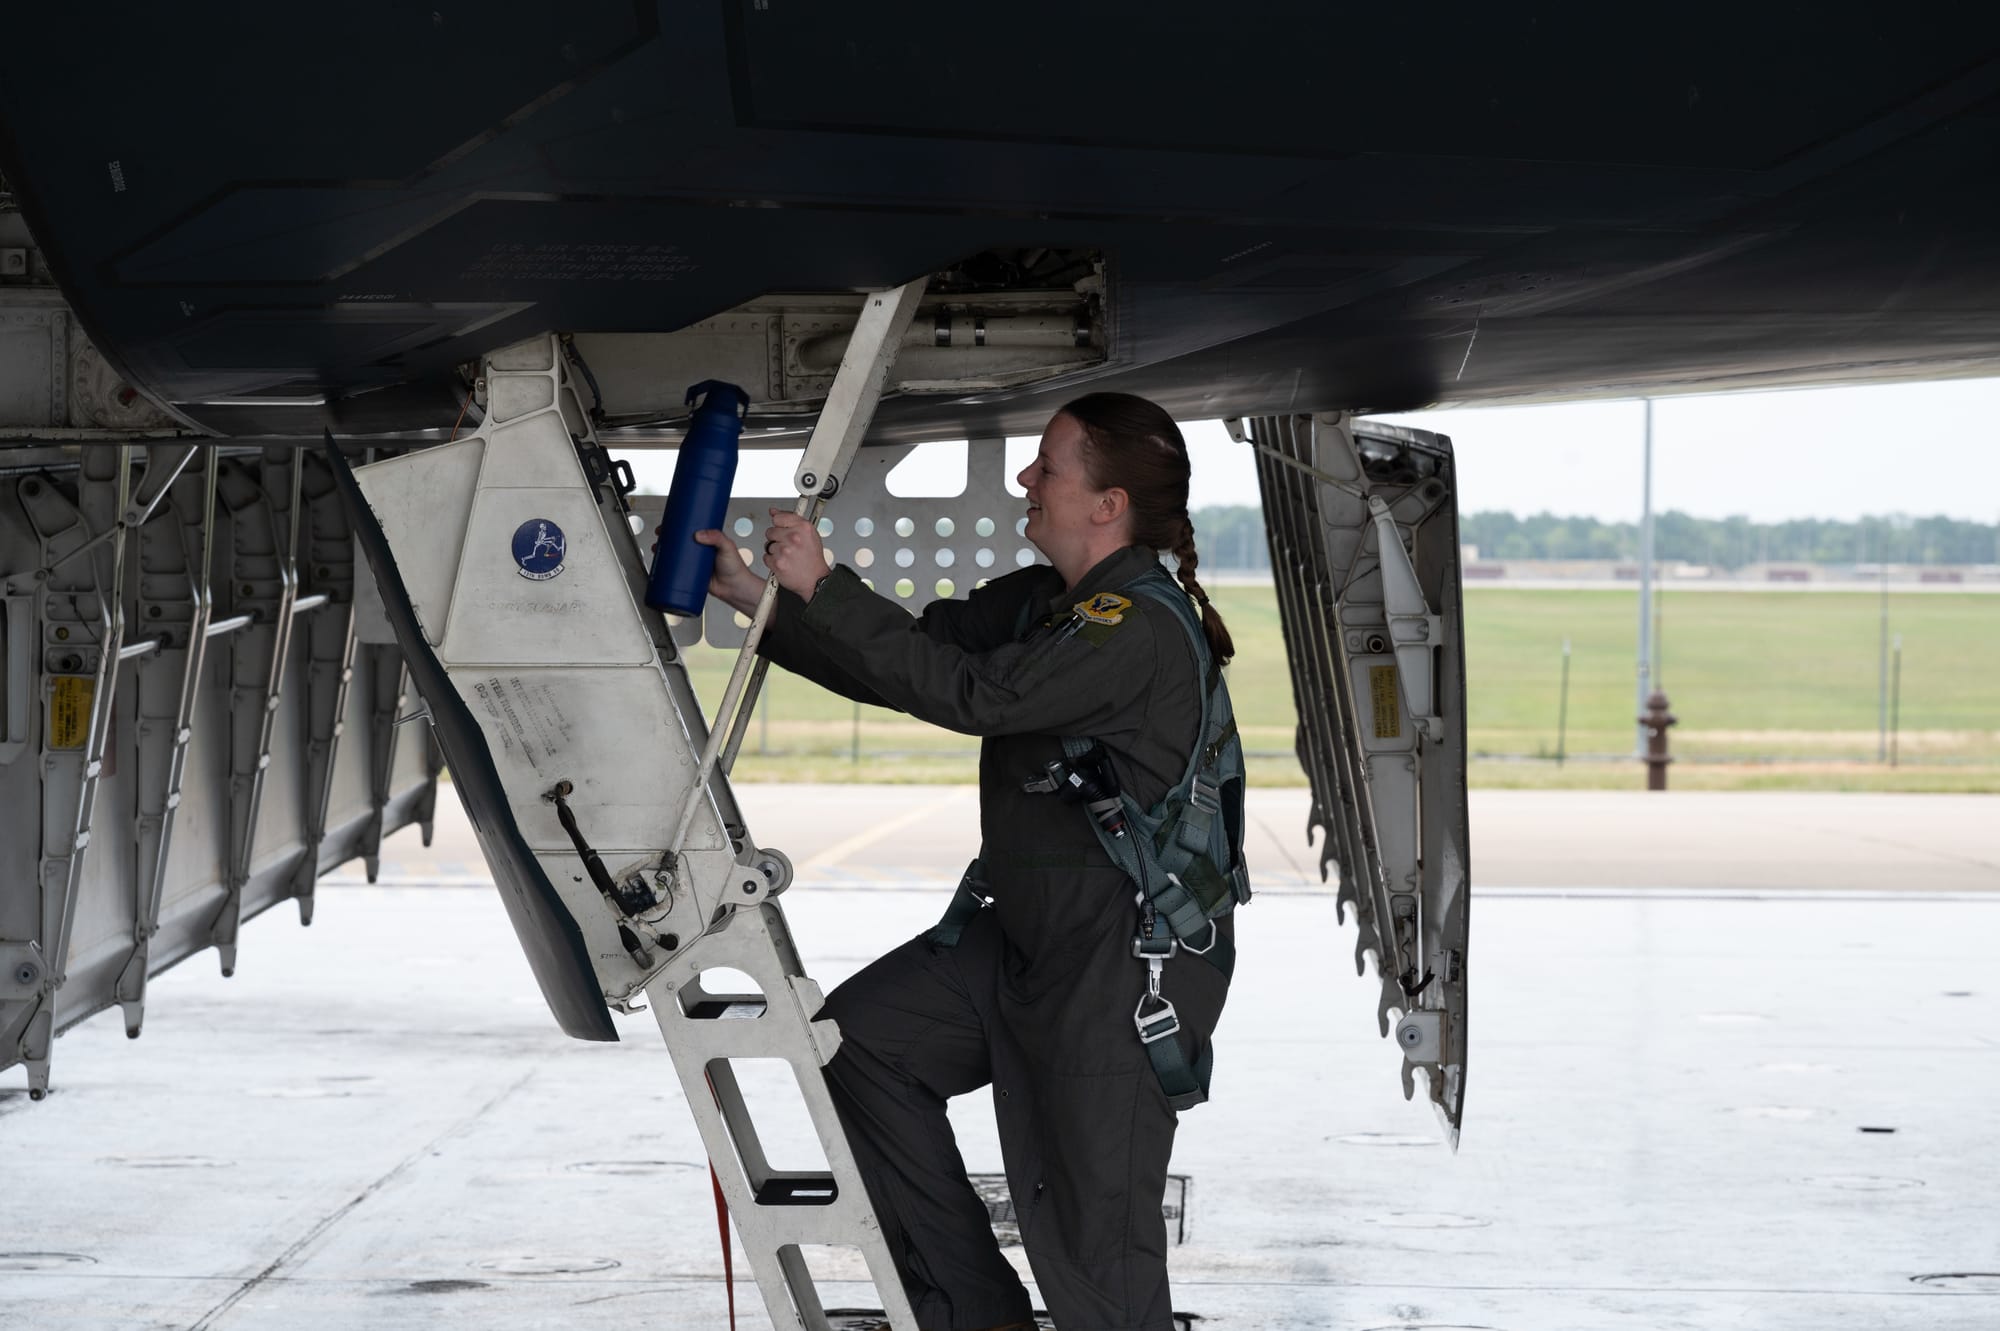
[931,565,1250,1109]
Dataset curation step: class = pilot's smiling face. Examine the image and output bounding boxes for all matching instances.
[1017,411,1111,559]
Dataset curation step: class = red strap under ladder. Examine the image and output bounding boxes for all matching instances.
[710,1162,737,1331]
[703,1067,736,1331]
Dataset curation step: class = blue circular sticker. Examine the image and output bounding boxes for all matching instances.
[512,518,567,581]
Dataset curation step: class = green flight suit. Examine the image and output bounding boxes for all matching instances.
[761,544,1234,1331]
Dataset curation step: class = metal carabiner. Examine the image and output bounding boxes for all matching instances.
[1134,990,1180,1044]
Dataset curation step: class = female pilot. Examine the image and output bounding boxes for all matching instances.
[695,392,1239,1331]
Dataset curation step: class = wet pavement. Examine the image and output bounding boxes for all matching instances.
[2,786,1996,1330]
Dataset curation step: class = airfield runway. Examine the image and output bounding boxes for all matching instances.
[3,786,1996,1330]
[376,783,2000,896]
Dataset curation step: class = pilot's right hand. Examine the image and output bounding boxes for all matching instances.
[692,528,767,616]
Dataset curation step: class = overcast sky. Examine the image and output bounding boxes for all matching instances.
[626,375,2000,524]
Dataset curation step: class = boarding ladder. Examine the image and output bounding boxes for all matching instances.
[338,286,928,1330]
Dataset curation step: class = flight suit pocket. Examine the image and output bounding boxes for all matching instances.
[990,864,1131,993]
[1020,1069,1154,1267]
[1032,1063,1144,1263]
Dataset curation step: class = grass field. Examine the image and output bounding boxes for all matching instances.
[683,586,2000,791]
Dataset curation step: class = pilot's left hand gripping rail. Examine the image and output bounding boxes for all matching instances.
[329,291,930,1331]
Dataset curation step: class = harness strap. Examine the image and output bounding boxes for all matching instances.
[924,860,988,948]
[1132,569,1218,796]
[1145,1025,1215,1112]
[1132,905,1228,1111]
[1201,716,1240,769]
[1089,808,1225,956]
[994,570,1245,1111]
[1062,570,1237,908]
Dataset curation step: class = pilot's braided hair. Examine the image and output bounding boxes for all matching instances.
[1059,392,1236,665]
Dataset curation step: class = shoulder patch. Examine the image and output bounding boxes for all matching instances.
[1073,592,1133,625]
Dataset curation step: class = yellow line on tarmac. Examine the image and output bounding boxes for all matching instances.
[797,787,978,875]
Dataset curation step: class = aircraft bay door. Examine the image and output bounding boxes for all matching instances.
[1243,413,1470,1145]
[0,442,438,1096]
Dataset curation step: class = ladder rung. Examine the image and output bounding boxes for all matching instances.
[754,1174,839,1206]
[685,995,769,1020]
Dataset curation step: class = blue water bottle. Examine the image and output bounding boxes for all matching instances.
[647,380,749,616]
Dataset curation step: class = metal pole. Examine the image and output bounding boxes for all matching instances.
[1890,633,1903,768]
[1635,399,1654,756]
[1556,637,1571,767]
[670,278,926,856]
[1652,583,1664,693]
[716,279,928,778]
[1878,550,1890,762]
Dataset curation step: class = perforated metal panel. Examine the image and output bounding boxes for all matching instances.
[629,437,1047,649]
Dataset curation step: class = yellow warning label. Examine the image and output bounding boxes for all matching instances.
[50,676,94,750]
[1369,664,1402,740]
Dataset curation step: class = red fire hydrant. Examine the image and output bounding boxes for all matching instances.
[1641,690,1676,791]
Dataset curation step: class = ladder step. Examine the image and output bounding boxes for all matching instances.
[685,994,769,1020]
[824,1313,1196,1331]
[755,1173,839,1206]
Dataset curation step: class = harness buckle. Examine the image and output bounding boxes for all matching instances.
[1132,932,1178,961]
[1177,919,1220,956]
[1134,993,1181,1044]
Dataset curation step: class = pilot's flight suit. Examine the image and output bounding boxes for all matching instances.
[761,544,1232,1331]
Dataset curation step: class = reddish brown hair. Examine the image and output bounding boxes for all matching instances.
[1059,392,1235,664]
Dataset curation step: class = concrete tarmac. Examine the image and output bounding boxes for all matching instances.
[398,784,2000,895]
[3,786,1997,1330]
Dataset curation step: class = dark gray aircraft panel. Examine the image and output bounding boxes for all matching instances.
[1,6,1997,436]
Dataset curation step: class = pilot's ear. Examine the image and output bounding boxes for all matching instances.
[1095,486,1130,525]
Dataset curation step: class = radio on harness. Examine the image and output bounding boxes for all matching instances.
[1023,748,1130,841]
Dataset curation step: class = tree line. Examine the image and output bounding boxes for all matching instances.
[1191,506,2000,571]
